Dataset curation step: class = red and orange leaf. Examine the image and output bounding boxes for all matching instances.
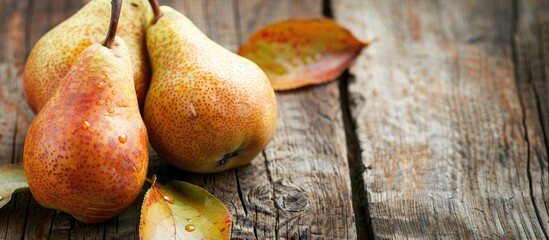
[238,18,369,90]
[139,179,231,240]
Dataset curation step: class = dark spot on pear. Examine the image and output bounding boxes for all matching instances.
[218,151,239,167]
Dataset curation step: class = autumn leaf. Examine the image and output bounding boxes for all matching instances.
[238,18,369,90]
[0,164,29,208]
[139,178,231,240]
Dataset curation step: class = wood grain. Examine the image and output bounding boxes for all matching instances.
[333,0,549,238]
[0,1,35,240]
[513,0,549,237]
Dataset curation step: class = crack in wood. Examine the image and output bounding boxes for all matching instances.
[524,70,549,240]
[533,20,549,178]
[510,0,549,238]
[339,70,372,240]
[322,0,370,237]
[262,150,279,240]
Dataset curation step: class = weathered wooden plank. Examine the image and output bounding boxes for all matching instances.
[0,0,27,166]
[334,0,549,238]
[0,1,34,239]
[235,1,356,239]
[102,191,145,239]
[23,198,55,239]
[513,0,549,237]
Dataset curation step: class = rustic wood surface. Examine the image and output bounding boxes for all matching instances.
[333,0,549,239]
[0,0,548,239]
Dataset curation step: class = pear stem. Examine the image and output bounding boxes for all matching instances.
[148,0,163,24]
[102,0,123,48]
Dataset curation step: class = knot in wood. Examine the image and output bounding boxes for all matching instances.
[276,191,309,212]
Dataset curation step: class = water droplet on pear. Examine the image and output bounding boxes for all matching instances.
[118,134,127,143]
[81,121,90,130]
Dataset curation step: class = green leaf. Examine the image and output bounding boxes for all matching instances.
[238,18,370,90]
[0,164,29,208]
[139,178,231,240]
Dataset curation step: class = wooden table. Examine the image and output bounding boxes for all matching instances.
[1,0,548,239]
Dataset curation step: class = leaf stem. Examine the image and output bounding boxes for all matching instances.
[145,175,157,185]
[102,0,123,48]
[148,0,163,24]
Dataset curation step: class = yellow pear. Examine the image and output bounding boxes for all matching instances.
[144,3,277,173]
[23,1,148,224]
[23,0,153,113]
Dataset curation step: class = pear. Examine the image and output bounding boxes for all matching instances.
[143,2,278,173]
[23,0,148,224]
[23,0,153,114]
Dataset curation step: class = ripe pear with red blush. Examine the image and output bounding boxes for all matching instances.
[143,1,277,173]
[23,1,148,224]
